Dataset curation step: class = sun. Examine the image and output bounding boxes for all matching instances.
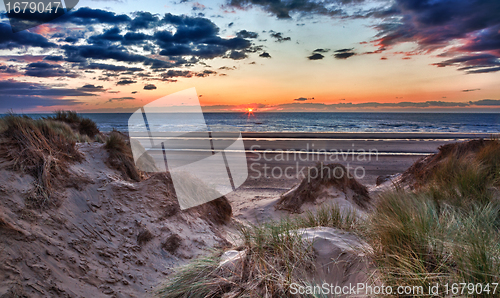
[245,107,255,116]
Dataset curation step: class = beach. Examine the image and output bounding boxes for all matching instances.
[167,132,492,223]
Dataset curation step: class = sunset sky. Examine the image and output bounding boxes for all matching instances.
[1,0,500,113]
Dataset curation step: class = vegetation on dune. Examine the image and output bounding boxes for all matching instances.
[157,204,360,298]
[159,138,500,297]
[104,130,142,182]
[0,113,84,208]
[50,110,100,138]
[369,139,500,296]
[0,111,105,209]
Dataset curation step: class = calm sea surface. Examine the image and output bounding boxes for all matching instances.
[12,112,500,133]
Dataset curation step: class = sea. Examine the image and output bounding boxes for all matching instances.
[14,112,500,133]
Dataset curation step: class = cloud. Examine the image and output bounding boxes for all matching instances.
[84,63,144,72]
[0,23,56,49]
[372,0,500,73]
[116,79,137,85]
[269,31,291,42]
[128,11,162,30]
[202,98,500,112]
[24,62,79,78]
[313,48,330,53]
[107,96,135,102]
[77,84,105,92]
[154,13,253,59]
[143,84,157,90]
[226,0,349,19]
[259,52,271,58]
[308,53,324,60]
[59,7,132,25]
[161,70,192,78]
[0,79,93,111]
[196,70,217,77]
[228,50,247,60]
[470,99,500,106]
[333,48,356,59]
[0,64,17,74]
[43,55,65,62]
[236,30,258,39]
[462,88,481,92]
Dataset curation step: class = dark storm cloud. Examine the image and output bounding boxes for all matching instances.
[226,0,348,19]
[0,23,56,49]
[308,53,324,60]
[259,52,271,58]
[143,84,157,90]
[372,0,500,72]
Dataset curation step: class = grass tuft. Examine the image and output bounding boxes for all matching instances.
[157,204,360,297]
[104,130,141,181]
[50,110,100,138]
[0,113,83,209]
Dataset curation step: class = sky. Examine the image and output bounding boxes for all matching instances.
[0,0,500,113]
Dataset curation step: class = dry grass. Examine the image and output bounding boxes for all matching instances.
[0,114,83,209]
[159,138,500,298]
[104,130,142,182]
[157,204,360,298]
[368,138,500,296]
[50,110,100,138]
[276,162,370,213]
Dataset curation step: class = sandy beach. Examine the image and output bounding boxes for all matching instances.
[214,132,488,223]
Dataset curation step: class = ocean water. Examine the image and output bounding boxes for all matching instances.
[14,112,500,133]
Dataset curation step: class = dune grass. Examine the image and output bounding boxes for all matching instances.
[158,138,500,297]
[0,113,84,208]
[157,204,360,298]
[104,130,142,181]
[368,139,500,296]
[50,110,100,138]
